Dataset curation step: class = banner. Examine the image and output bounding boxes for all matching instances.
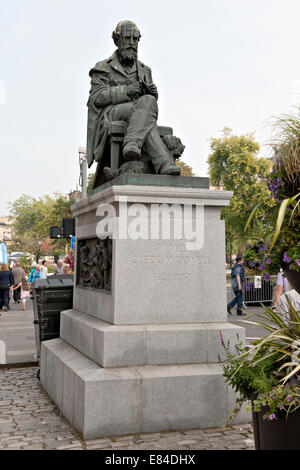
[0,243,8,264]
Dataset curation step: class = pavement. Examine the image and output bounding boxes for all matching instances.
[0,299,37,364]
[0,366,255,450]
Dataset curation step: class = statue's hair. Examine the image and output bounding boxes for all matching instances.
[112,20,141,43]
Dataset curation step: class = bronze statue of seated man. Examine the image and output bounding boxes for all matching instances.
[86,20,184,178]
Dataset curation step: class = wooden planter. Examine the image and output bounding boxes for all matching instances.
[252,405,300,450]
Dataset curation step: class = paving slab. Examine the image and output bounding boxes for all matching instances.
[0,366,255,450]
[0,300,37,364]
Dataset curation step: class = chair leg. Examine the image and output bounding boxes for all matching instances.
[110,141,120,169]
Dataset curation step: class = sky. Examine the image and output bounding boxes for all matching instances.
[1,0,300,215]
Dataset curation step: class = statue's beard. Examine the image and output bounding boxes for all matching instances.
[118,46,138,66]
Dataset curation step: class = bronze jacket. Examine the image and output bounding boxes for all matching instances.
[86,50,154,168]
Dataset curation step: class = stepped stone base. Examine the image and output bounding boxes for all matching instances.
[41,338,251,440]
[60,309,245,368]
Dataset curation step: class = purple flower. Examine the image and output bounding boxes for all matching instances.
[297,260,300,266]
[219,331,225,348]
[283,252,290,263]
[287,396,291,403]
[258,263,266,271]
[269,414,276,420]
[264,273,270,281]
[266,258,271,264]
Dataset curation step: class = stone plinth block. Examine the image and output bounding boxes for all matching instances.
[72,183,233,324]
[41,338,250,440]
[60,309,245,368]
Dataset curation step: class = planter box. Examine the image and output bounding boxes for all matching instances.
[252,405,300,450]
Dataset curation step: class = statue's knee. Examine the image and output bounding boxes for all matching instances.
[137,94,157,109]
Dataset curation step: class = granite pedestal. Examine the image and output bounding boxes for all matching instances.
[41,176,250,439]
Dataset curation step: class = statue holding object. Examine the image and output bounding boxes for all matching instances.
[86,20,185,188]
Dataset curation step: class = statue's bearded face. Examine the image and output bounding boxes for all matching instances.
[117,24,140,65]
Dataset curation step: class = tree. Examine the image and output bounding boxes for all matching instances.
[87,173,95,193]
[175,160,196,176]
[244,107,300,275]
[8,193,73,263]
[207,128,274,263]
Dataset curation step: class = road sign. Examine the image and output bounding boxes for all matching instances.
[71,236,76,250]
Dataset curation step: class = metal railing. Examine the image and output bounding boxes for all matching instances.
[243,275,276,305]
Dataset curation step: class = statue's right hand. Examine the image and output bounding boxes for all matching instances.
[127,82,143,97]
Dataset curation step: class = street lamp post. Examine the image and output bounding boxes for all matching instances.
[79,147,87,199]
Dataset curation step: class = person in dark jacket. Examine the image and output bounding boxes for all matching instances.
[227,256,246,316]
[0,263,14,312]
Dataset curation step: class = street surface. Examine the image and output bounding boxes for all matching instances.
[0,366,254,450]
[0,299,36,364]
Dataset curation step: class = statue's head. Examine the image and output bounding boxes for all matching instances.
[112,20,141,65]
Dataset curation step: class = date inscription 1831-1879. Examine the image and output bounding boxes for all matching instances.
[77,238,112,293]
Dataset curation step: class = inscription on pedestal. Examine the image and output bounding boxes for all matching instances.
[77,238,112,292]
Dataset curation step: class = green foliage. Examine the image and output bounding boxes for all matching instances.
[222,341,278,419]
[221,299,300,422]
[87,173,95,193]
[207,128,274,255]
[253,384,300,421]
[244,107,300,272]
[19,255,34,274]
[175,160,196,176]
[8,193,72,262]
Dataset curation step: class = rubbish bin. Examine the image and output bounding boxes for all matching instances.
[32,275,74,364]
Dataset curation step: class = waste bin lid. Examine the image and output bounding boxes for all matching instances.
[32,275,74,288]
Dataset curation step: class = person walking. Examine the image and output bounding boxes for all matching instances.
[63,263,72,275]
[272,267,290,312]
[28,265,42,285]
[40,260,48,279]
[12,262,25,304]
[54,260,64,275]
[13,275,31,311]
[227,256,246,316]
[0,263,14,312]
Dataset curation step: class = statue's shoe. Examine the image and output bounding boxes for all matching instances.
[123,142,141,161]
[159,163,181,176]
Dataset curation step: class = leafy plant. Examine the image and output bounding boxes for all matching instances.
[221,297,300,422]
[244,107,300,268]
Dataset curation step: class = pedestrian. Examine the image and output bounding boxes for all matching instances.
[0,263,14,312]
[54,260,64,275]
[227,255,247,316]
[276,279,300,325]
[28,264,42,285]
[272,267,290,312]
[12,261,25,304]
[63,263,72,275]
[40,260,48,279]
[13,275,31,311]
